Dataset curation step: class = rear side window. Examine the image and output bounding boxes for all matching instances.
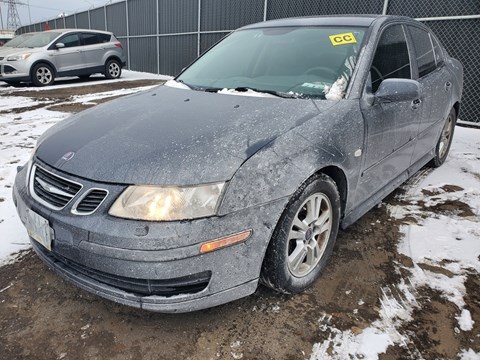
[431,35,444,67]
[370,25,411,93]
[98,33,111,43]
[409,27,436,78]
[82,33,99,45]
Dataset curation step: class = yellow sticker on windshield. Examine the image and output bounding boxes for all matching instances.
[329,32,357,46]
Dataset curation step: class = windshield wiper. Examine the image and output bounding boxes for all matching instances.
[175,79,203,91]
[233,87,299,99]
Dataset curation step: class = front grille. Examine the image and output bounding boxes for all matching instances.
[73,189,108,214]
[0,57,4,60]
[30,164,82,210]
[35,242,211,297]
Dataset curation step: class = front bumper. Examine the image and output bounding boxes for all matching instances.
[0,61,30,81]
[13,161,288,312]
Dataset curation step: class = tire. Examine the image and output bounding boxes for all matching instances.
[104,59,122,79]
[261,173,341,294]
[31,63,55,87]
[429,107,457,168]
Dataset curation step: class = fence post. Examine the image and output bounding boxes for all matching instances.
[197,0,202,57]
[63,14,66,28]
[156,0,160,74]
[126,0,131,70]
[104,5,108,30]
[88,9,91,29]
[382,0,389,15]
[263,0,268,21]
[74,13,77,28]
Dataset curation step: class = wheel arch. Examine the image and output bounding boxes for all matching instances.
[105,55,122,66]
[315,165,348,219]
[453,101,460,118]
[30,60,57,78]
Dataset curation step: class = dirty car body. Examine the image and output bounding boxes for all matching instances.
[13,16,463,312]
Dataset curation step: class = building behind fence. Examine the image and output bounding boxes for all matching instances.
[16,0,480,123]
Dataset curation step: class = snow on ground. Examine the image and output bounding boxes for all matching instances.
[0,70,171,93]
[311,126,480,360]
[0,75,479,358]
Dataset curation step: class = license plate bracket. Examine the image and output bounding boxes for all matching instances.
[26,209,53,251]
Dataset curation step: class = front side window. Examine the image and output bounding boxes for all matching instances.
[59,34,81,48]
[177,26,366,99]
[409,26,436,78]
[370,24,411,93]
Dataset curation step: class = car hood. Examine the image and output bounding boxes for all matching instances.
[36,85,336,185]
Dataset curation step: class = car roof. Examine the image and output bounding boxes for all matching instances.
[42,28,113,35]
[240,15,414,30]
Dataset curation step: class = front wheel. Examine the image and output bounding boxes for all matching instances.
[429,108,457,168]
[31,63,55,87]
[261,173,341,294]
[104,59,122,79]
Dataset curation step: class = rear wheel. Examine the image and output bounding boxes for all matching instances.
[429,108,457,168]
[261,173,341,294]
[31,63,55,87]
[104,59,122,79]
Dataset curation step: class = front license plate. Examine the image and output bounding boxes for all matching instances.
[26,209,53,251]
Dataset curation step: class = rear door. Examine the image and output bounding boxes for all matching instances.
[356,24,420,205]
[81,32,110,69]
[406,25,453,164]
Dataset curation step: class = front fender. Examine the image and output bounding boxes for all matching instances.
[218,101,365,216]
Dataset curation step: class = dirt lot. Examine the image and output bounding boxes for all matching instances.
[0,79,478,360]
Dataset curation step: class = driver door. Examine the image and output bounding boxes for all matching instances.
[356,24,420,205]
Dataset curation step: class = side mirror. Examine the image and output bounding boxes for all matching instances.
[55,43,65,49]
[375,79,421,103]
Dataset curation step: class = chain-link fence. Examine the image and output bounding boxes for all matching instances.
[16,0,480,123]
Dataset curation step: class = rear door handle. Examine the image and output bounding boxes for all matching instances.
[411,98,422,110]
[445,81,452,91]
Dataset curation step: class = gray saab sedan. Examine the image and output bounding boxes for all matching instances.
[13,15,462,312]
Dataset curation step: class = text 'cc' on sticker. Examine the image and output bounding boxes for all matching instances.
[329,32,357,46]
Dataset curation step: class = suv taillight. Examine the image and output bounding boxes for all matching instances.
[114,43,123,49]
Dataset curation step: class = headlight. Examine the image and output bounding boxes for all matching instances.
[109,183,225,221]
[7,53,31,61]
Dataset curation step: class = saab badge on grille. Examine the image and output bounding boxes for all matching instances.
[61,151,75,161]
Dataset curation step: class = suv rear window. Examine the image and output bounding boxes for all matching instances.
[81,33,111,45]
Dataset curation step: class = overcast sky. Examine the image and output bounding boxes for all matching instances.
[1,1,122,27]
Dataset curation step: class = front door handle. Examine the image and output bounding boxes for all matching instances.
[411,98,422,110]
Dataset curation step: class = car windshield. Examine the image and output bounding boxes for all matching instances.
[177,26,366,99]
[20,32,61,48]
[5,33,35,47]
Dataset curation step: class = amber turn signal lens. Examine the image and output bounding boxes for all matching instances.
[200,229,252,254]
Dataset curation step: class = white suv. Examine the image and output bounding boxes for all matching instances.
[0,29,127,86]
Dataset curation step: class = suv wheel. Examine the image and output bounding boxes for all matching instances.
[31,63,55,87]
[261,173,341,294]
[105,59,122,79]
